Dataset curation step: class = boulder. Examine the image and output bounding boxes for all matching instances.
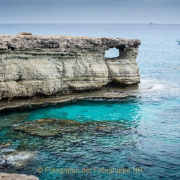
[3,150,37,169]
[0,173,39,180]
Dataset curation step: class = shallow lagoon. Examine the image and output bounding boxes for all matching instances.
[0,88,180,179]
[0,24,180,179]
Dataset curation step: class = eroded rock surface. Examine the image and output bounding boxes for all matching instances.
[0,34,141,100]
[0,173,39,180]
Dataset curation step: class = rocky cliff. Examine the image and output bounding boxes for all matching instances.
[0,33,141,100]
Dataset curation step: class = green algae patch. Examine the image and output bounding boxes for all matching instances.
[13,118,87,137]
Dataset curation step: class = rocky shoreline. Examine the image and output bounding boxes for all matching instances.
[0,85,137,112]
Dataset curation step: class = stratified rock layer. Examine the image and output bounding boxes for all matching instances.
[0,33,141,99]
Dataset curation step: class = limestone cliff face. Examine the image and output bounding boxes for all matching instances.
[0,33,141,99]
[106,47,140,85]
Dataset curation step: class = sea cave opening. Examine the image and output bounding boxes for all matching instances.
[105,47,119,58]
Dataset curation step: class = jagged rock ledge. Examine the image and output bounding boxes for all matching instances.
[0,86,137,112]
[0,33,141,106]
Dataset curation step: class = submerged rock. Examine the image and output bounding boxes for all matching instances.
[0,142,11,148]
[14,118,88,137]
[0,166,18,174]
[0,113,30,130]
[95,125,117,134]
[3,150,37,169]
[13,118,132,139]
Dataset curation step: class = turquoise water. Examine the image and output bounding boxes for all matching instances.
[0,24,180,180]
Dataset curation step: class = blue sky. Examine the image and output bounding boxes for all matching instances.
[0,0,179,24]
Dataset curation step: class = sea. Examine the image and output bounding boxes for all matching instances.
[0,24,180,180]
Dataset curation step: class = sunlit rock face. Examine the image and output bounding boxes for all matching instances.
[0,33,141,99]
[106,47,140,85]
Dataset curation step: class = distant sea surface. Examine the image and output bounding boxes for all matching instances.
[0,24,180,180]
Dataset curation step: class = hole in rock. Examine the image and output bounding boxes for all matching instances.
[8,46,15,51]
[105,48,119,58]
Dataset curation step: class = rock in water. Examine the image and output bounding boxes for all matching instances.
[14,118,87,137]
[0,173,39,180]
[3,150,37,169]
[0,34,141,100]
